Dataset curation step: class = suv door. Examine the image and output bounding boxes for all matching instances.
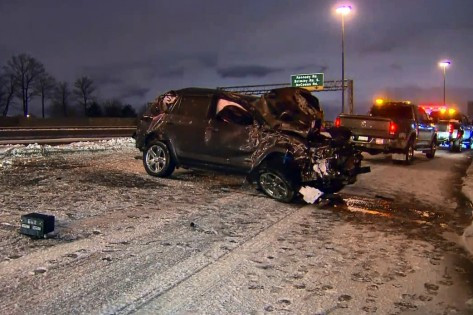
[416,106,434,147]
[164,94,213,163]
[203,98,258,171]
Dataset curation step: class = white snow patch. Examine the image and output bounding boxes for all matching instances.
[0,138,135,167]
[299,186,324,204]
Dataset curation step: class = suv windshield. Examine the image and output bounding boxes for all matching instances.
[370,104,413,120]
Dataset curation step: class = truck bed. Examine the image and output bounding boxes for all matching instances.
[339,114,392,139]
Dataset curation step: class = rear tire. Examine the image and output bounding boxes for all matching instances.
[425,139,436,159]
[143,140,175,177]
[450,139,462,153]
[404,141,415,164]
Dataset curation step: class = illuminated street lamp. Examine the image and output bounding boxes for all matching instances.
[439,60,451,106]
[336,5,352,113]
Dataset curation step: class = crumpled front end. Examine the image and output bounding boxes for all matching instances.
[304,142,368,186]
[289,127,370,193]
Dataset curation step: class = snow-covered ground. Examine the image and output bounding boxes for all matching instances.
[463,156,473,204]
[1,143,473,314]
[461,154,473,256]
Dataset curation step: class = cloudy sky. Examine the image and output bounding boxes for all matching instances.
[1,0,472,118]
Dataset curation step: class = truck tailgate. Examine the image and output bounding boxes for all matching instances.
[436,121,448,132]
[339,115,392,138]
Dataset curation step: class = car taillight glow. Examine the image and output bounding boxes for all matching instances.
[389,122,397,135]
[335,117,341,127]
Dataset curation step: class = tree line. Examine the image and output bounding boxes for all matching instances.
[0,53,137,118]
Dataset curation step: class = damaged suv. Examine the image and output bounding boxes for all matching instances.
[134,87,369,202]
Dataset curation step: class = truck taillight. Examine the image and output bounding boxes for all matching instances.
[389,122,397,135]
[335,117,341,127]
[448,123,454,134]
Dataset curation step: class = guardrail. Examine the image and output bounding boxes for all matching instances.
[0,118,137,145]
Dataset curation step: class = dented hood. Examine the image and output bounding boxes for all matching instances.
[251,87,324,138]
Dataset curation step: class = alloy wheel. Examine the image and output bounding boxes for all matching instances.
[145,145,167,174]
[259,172,289,200]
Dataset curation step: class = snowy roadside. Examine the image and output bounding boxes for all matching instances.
[461,154,473,255]
[463,156,473,203]
[0,138,136,168]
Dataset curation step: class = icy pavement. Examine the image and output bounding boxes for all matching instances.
[1,147,473,314]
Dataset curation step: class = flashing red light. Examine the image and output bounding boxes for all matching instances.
[335,117,341,127]
[389,121,397,135]
[448,123,454,134]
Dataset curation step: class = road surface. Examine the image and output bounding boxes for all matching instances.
[0,145,472,314]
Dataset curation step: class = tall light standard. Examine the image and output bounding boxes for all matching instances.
[336,5,352,113]
[438,60,451,106]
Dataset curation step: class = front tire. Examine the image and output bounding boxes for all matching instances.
[143,141,175,177]
[257,166,296,203]
[450,139,462,153]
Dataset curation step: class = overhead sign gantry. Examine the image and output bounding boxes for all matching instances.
[218,79,354,114]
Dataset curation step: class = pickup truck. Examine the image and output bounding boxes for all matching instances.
[335,101,437,163]
[429,110,472,152]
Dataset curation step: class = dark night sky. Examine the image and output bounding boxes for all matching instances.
[1,0,472,118]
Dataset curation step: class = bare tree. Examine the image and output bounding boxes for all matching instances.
[102,99,123,117]
[73,76,95,116]
[0,72,17,117]
[121,104,137,117]
[35,73,56,118]
[53,81,70,117]
[5,54,45,117]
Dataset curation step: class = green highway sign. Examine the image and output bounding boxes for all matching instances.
[291,73,324,90]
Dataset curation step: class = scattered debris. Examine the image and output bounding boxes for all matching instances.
[33,267,47,275]
[264,305,274,312]
[299,186,323,204]
[20,213,55,238]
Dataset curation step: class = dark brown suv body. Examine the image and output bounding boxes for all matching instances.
[134,87,369,202]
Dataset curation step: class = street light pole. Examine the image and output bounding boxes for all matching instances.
[439,61,451,106]
[341,14,345,114]
[443,66,446,106]
[336,5,352,114]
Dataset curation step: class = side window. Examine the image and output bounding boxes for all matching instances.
[418,107,429,123]
[215,98,253,126]
[176,96,211,119]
